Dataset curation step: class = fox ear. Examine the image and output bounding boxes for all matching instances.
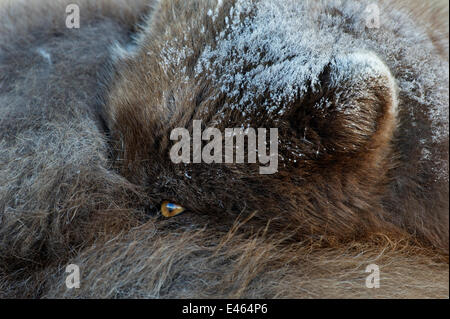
[295,50,398,161]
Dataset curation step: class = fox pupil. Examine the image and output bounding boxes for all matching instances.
[166,203,177,211]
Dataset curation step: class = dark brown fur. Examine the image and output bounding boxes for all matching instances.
[105,0,448,250]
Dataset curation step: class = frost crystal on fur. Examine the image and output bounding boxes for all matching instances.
[196,0,334,115]
[194,0,449,179]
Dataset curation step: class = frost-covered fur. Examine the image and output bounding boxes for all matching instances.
[0,0,448,298]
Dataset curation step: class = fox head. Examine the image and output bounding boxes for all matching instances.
[104,0,448,246]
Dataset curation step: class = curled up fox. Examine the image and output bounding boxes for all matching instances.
[0,0,448,298]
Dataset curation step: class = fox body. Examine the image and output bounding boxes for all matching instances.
[0,0,448,298]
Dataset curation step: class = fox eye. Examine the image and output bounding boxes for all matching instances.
[161,201,186,218]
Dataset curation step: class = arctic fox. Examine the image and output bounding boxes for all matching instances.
[0,0,448,298]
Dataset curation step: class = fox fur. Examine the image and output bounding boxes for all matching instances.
[0,0,448,298]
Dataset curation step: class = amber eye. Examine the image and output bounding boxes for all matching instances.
[161,201,186,218]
